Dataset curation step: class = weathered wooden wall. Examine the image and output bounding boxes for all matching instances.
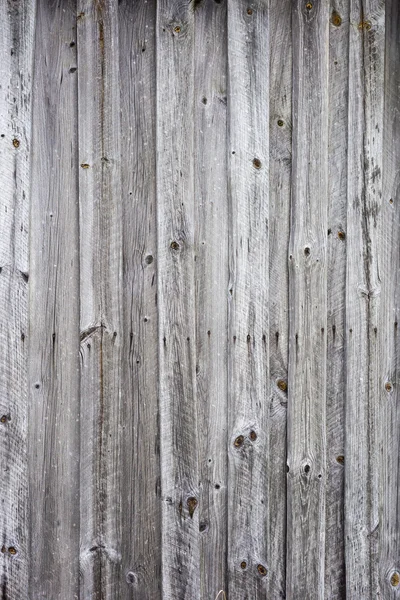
[0,0,399,598]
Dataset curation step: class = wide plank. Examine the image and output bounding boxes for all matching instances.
[119,1,161,598]
[325,0,349,596]
[344,0,384,596]
[77,1,123,597]
[156,1,199,597]
[28,1,80,596]
[286,1,329,597]
[0,1,35,597]
[227,1,269,598]
[268,0,292,595]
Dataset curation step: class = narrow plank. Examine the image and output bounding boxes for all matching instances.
[0,1,35,597]
[268,0,292,595]
[325,0,350,596]
[28,1,80,597]
[344,1,385,596]
[118,2,161,598]
[286,1,329,597]
[77,1,123,597]
[156,2,199,598]
[379,0,400,597]
[227,1,269,597]
[193,1,228,598]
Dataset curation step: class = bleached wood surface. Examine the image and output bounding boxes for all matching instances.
[0,1,398,598]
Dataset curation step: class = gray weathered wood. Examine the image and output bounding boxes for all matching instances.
[77,1,123,597]
[379,1,400,597]
[0,1,35,597]
[227,1,269,597]
[345,1,384,597]
[286,1,329,597]
[268,0,292,595]
[156,2,199,598]
[119,1,161,598]
[28,1,80,597]
[193,1,229,599]
[325,1,349,596]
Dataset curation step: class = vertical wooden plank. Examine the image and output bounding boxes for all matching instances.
[0,1,35,597]
[77,1,122,598]
[379,1,400,597]
[193,1,228,598]
[268,0,291,596]
[28,1,80,597]
[118,2,161,598]
[345,1,384,597]
[325,0,349,597]
[286,1,329,597]
[227,2,269,598]
[156,2,199,598]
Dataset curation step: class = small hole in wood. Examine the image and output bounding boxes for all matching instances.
[0,415,7,424]
[306,2,312,9]
[389,198,394,204]
[145,255,153,264]
[126,571,137,585]
[8,547,17,555]
[69,67,77,73]
[170,241,180,250]
[12,139,20,148]
[81,163,90,169]
[385,382,393,392]
[257,564,267,576]
[240,561,247,569]
[247,7,253,15]
[277,379,287,392]
[336,455,344,465]
[249,430,257,441]
[338,231,346,240]
[304,246,310,256]
[277,119,284,127]
[391,572,400,587]
[202,97,207,105]
[234,435,244,448]
[304,464,310,474]
[174,25,181,34]
[70,41,75,47]
[199,521,208,532]
[332,11,342,26]
[34,383,40,389]
[215,484,221,490]
[253,157,262,169]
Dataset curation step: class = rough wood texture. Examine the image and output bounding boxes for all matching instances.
[28,1,80,597]
[345,1,384,597]
[268,0,291,596]
[156,2,199,598]
[119,1,161,598]
[77,1,123,597]
[0,1,35,598]
[227,2,269,598]
[325,1,349,596]
[1,2,400,598]
[193,2,228,599]
[380,1,400,598]
[286,1,329,598]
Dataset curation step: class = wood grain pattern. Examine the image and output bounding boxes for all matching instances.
[0,1,35,598]
[325,0,349,596]
[119,1,161,598]
[345,1,385,597]
[156,2,199,598]
[268,0,292,596]
[77,1,123,597]
[379,2,400,598]
[28,1,80,597]
[193,2,229,599]
[227,1,269,598]
[0,2,400,598]
[286,1,329,598]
